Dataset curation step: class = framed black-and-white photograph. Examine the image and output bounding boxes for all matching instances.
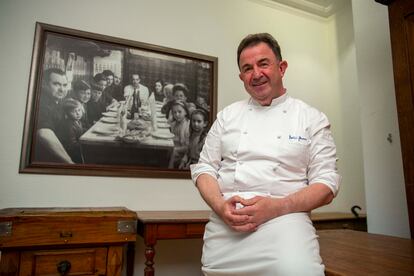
[19,22,218,178]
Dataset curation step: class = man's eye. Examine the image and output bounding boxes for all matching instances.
[259,63,269,68]
[243,68,252,73]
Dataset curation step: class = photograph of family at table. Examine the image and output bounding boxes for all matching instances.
[33,61,211,169]
[27,30,216,169]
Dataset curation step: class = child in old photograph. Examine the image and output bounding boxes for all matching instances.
[168,100,190,168]
[179,108,208,169]
[71,80,91,129]
[161,83,189,121]
[57,98,85,163]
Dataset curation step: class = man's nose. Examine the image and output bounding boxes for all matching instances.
[252,66,262,78]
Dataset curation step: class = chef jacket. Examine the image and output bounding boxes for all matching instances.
[191,93,341,197]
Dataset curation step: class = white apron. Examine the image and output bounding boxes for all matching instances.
[202,211,325,276]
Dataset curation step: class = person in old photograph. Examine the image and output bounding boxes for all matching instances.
[102,69,124,101]
[34,68,73,163]
[168,100,190,168]
[162,83,174,104]
[114,75,121,85]
[124,73,157,129]
[173,82,188,102]
[71,79,91,129]
[153,79,165,102]
[191,33,341,275]
[196,95,210,111]
[186,102,197,115]
[87,81,107,125]
[103,70,114,86]
[94,72,117,107]
[161,83,189,120]
[57,98,85,163]
[93,72,107,89]
[179,108,208,169]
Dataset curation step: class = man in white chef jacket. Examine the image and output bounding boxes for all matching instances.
[191,33,341,276]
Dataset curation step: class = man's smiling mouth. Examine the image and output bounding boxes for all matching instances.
[252,80,267,87]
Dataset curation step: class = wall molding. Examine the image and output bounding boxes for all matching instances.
[253,0,346,17]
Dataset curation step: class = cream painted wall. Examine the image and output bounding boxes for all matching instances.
[0,0,400,274]
[315,0,367,213]
[0,0,363,215]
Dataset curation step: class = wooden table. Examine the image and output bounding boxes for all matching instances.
[319,229,414,276]
[136,210,368,276]
[136,211,210,275]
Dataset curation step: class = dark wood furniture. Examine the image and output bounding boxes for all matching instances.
[136,210,210,276]
[311,211,367,231]
[136,210,367,276]
[0,207,137,276]
[319,229,414,276]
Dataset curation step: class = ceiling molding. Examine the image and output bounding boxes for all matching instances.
[254,0,346,18]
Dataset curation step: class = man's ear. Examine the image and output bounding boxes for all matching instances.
[279,60,288,77]
[239,72,243,81]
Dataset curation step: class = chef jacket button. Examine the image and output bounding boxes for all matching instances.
[243,131,248,134]
[283,110,287,113]
[277,135,281,139]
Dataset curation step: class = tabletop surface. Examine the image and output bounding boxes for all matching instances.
[135,210,366,223]
[319,229,414,275]
[136,210,212,223]
[0,207,137,218]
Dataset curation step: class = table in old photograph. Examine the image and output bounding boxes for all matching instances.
[79,102,174,167]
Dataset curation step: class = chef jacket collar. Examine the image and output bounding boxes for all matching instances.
[249,90,288,107]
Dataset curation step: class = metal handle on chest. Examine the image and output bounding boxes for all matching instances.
[57,260,71,275]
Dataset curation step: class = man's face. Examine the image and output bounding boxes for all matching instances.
[238,42,287,106]
[45,72,68,100]
[106,75,114,86]
[132,75,140,88]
